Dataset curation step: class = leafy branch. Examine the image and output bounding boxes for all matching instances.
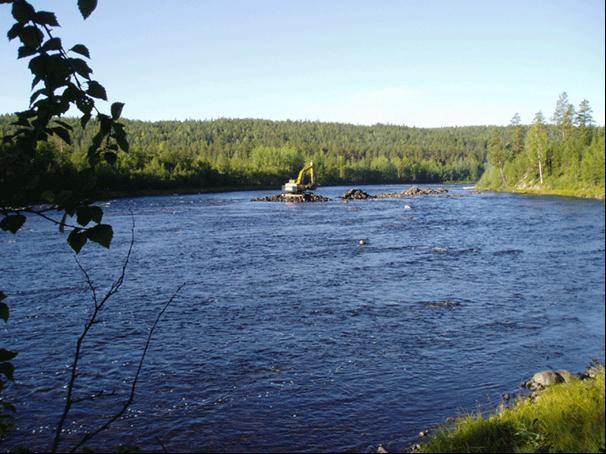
[1,0,131,441]
[52,218,186,452]
[52,218,135,452]
[1,205,113,252]
[3,0,128,165]
[1,0,129,242]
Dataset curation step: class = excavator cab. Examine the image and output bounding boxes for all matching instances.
[282,161,317,194]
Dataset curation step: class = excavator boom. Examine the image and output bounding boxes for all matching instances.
[295,162,315,186]
[282,161,317,194]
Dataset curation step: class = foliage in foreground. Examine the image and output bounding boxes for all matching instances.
[1,0,130,447]
[418,367,605,453]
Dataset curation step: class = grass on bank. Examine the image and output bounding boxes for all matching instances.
[509,186,605,200]
[418,367,605,453]
[477,165,605,200]
[479,183,605,200]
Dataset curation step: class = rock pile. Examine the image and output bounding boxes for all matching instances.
[341,188,375,200]
[254,186,448,202]
[253,193,331,203]
[376,186,448,198]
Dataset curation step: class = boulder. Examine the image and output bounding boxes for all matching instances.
[523,370,565,391]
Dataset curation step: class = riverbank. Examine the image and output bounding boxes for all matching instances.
[412,365,605,453]
[476,184,605,200]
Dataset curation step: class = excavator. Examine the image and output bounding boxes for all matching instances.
[281,161,317,197]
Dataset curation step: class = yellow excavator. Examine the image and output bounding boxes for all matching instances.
[282,161,317,195]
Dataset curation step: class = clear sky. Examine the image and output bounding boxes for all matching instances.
[1,0,604,127]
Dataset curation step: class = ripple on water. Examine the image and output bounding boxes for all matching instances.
[1,184,604,452]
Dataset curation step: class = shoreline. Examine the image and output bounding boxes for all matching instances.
[405,364,605,453]
[475,185,605,201]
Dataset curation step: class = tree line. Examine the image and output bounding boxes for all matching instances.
[481,93,604,198]
[2,95,603,203]
[1,116,494,201]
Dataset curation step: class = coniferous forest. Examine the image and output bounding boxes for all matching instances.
[0,93,603,204]
[480,93,604,198]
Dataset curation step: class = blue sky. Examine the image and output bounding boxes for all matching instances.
[1,0,604,126]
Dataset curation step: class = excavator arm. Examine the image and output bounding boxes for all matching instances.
[295,161,315,187]
[281,161,318,194]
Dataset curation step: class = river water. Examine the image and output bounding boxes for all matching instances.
[2,184,604,452]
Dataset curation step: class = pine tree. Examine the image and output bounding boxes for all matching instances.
[525,111,548,185]
[575,99,595,146]
[510,113,524,156]
[562,104,575,133]
[510,113,521,126]
[575,99,594,127]
[551,92,570,125]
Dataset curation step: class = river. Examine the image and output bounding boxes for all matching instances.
[2,184,604,452]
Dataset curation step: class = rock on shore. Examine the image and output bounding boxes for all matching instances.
[522,369,578,392]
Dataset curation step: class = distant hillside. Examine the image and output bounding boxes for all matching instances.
[1,115,496,201]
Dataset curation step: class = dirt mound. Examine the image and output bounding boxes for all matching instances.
[253,193,331,203]
[376,186,448,198]
[342,189,375,200]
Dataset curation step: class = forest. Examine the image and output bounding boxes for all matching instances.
[1,115,492,202]
[480,94,604,198]
[1,93,603,204]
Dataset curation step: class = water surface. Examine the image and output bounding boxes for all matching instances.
[2,184,604,452]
